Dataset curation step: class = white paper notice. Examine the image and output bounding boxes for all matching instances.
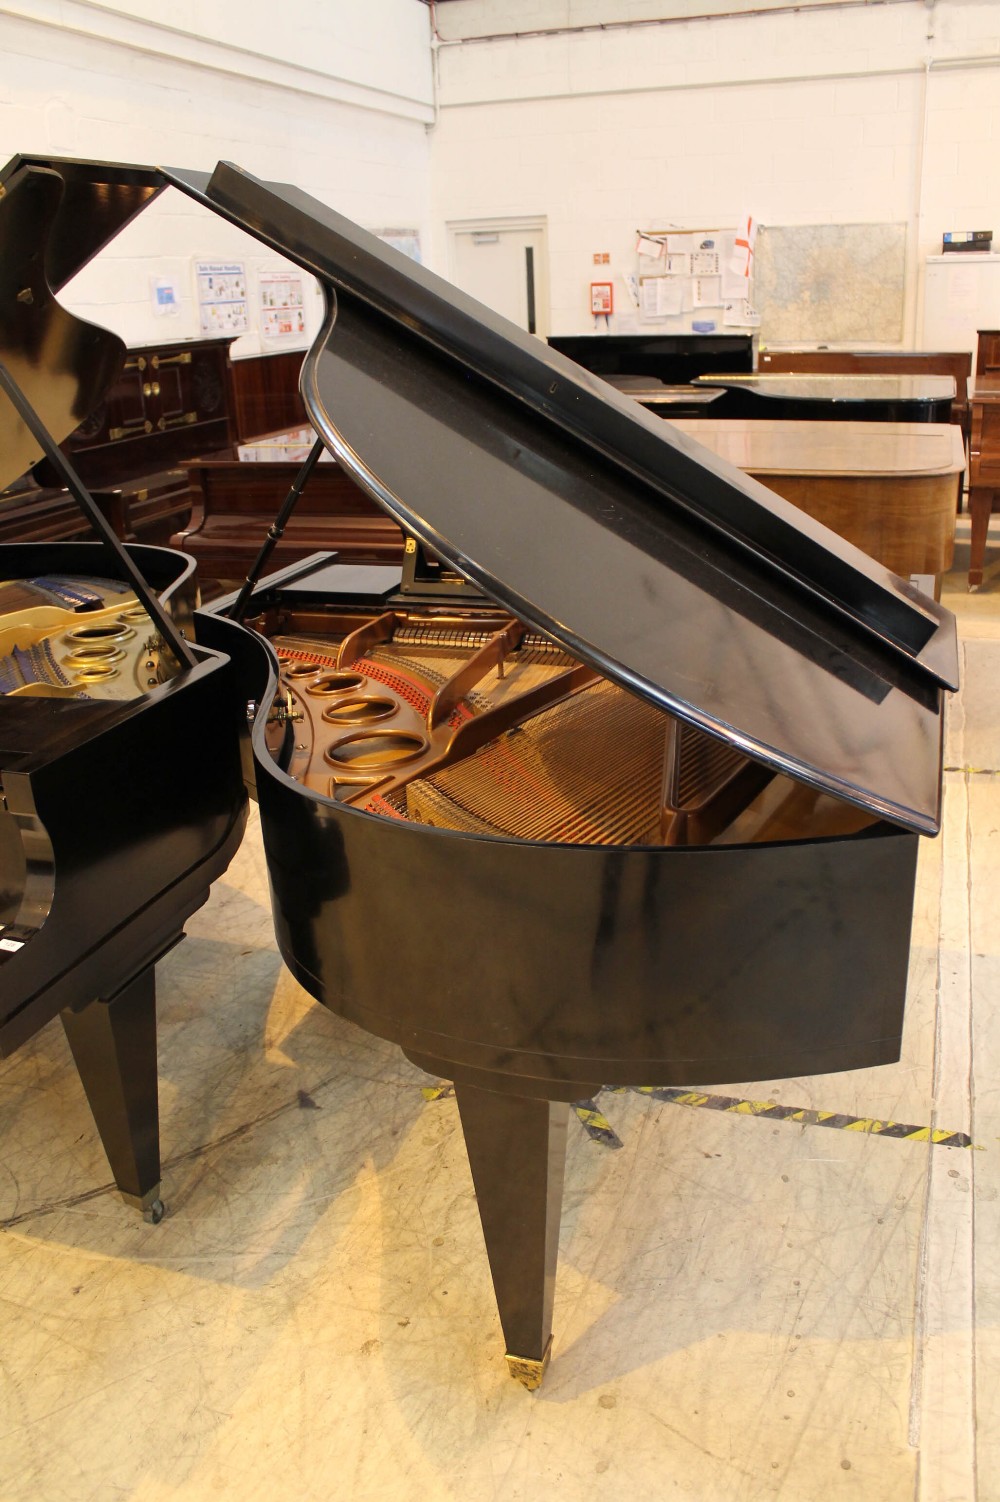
[641,277,684,318]
[151,277,180,317]
[622,272,641,308]
[722,257,748,300]
[665,253,690,275]
[259,272,307,340]
[692,249,720,276]
[724,299,761,327]
[949,267,979,316]
[693,276,722,307]
[636,234,666,259]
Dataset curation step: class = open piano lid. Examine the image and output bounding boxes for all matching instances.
[158,159,958,837]
[0,156,168,491]
[0,155,167,294]
[21,154,952,836]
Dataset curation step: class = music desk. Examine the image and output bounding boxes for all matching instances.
[670,419,965,589]
[968,377,1000,589]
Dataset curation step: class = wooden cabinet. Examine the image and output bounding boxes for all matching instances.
[229,349,307,441]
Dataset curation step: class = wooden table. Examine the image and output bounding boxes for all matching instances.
[670,418,965,586]
[968,376,1000,587]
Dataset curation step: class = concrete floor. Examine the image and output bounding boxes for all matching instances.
[1,517,998,1501]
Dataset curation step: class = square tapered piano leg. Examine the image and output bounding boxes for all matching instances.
[454,1080,570,1389]
[60,965,163,1221]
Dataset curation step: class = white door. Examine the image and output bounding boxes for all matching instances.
[448,219,549,338]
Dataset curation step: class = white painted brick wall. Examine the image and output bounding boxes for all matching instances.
[0,4,432,348]
[430,0,1000,342]
[4,0,999,351]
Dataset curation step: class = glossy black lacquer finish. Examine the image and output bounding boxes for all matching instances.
[0,545,250,1056]
[8,155,955,1378]
[239,555,923,1378]
[257,748,919,1086]
[0,153,269,1215]
[167,158,957,1379]
[0,162,129,488]
[306,300,947,834]
[0,155,166,293]
[546,331,754,380]
[693,372,956,423]
[172,163,957,691]
[0,540,260,1210]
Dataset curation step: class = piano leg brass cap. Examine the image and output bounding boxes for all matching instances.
[120,1185,164,1223]
[505,1337,553,1391]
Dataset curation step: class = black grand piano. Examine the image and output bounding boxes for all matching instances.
[0,159,256,1220]
[3,156,958,1388]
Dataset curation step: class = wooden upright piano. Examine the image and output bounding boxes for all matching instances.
[176,424,404,596]
[0,335,235,546]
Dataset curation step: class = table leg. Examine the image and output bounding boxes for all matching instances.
[968,485,995,589]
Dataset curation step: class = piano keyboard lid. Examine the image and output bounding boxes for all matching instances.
[2,155,957,835]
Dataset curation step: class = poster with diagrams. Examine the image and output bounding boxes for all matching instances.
[196,261,249,335]
[258,271,307,340]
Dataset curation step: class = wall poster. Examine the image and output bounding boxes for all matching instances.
[258,272,306,340]
[196,261,249,335]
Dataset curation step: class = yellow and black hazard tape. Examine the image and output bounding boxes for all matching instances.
[572,1098,624,1149]
[422,1082,623,1147]
[422,1081,972,1150]
[609,1085,974,1149]
[421,1083,455,1102]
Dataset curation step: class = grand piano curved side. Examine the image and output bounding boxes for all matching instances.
[0,156,267,1220]
[181,164,958,1386]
